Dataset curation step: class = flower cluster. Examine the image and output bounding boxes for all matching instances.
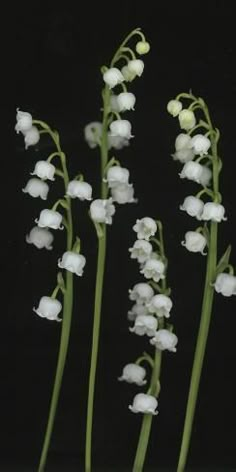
[119,217,178,416]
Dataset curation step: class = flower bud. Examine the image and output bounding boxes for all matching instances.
[167,100,183,117]
[105,166,130,188]
[84,122,102,148]
[178,109,196,130]
[136,41,150,54]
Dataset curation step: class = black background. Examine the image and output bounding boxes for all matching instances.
[7,2,236,471]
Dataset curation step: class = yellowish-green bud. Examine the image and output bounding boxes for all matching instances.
[136,41,150,55]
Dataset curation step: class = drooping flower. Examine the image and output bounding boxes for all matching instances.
[107,134,130,150]
[129,239,153,264]
[84,122,102,148]
[140,258,165,283]
[118,363,147,386]
[58,251,86,276]
[179,196,204,219]
[111,183,136,204]
[103,67,124,88]
[90,198,115,225]
[31,161,56,181]
[129,393,158,415]
[172,133,195,163]
[213,273,236,297]
[22,178,49,200]
[129,314,158,337]
[26,226,54,250]
[190,134,211,156]
[127,59,144,77]
[121,65,136,82]
[147,294,173,318]
[150,329,178,352]
[24,126,40,149]
[117,92,136,111]
[33,296,62,322]
[109,120,133,139]
[136,41,150,55]
[66,181,92,200]
[179,161,204,183]
[167,99,183,117]
[15,109,33,134]
[178,109,196,130]
[105,166,130,188]
[35,209,64,230]
[127,303,149,321]
[129,282,154,305]
[201,202,227,222]
[133,217,157,240]
[181,231,207,255]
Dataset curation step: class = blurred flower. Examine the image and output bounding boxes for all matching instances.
[26,226,54,250]
[90,198,115,224]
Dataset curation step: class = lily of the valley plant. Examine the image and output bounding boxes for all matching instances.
[15,27,235,472]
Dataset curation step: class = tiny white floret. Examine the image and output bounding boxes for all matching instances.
[58,251,86,276]
[35,209,64,230]
[129,314,158,337]
[179,196,204,219]
[129,393,158,415]
[24,126,40,149]
[15,110,33,134]
[190,134,211,156]
[181,231,207,255]
[127,59,144,77]
[178,109,196,130]
[22,178,49,200]
[118,363,147,386]
[66,181,92,200]
[129,283,154,305]
[167,100,183,117]
[26,226,54,250]
[213,273,236,297]
[117,92,136,111]
[129,239,153,263]
[111,183,136,204]
[90,198,115,225]
[84,122,102,148]
[179,161,204,183]
[140,258,165,283]
[103,67,124,88]
[150,329,178,352]
[31,161,56,181]
[201,202,227,222]
[147,294,173,318]
[109,120,133,139]
[33,296,62,322]
[133,217,157,240]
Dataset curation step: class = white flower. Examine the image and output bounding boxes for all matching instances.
[15,109,33,134]
[213,273,236,297]
[167,100,183,117]
[179,161,204,183]
[111,183,136,204]
[178,109,196,130]
[133,217,157,240]
[58,251,86,276]
[84,122,102,148]
[190,134,211,156]
[24,126,40,149]
[129,314,158,337]
[117,92,136,111]
[129,282,154,305]
[172,148,195,163]
[22,178,49,200]
[118,363,147,386]
[201,202,227,222]
[35,209,64,230]
[109,120,133,139]
[33,296,62,322]
[108,134,130,150]
[103,67,124,88]
[140,258,165,283]
[31,161,56,181]
[129,239,153,263]
[66,181,92,200]
[105,166,130,188]
[175,133,192,151]
[121,65,136,82]
[90,198,115,225]
[150,329,178,352]
[180,196,204,219]
[199,166,212,187]
[127,59,144,77]
[181,231,207,255]
[136,41,150,55]
[127,303,149,321]
[147,294,173,318]
[129,393,158,415]
[26,226,54,250]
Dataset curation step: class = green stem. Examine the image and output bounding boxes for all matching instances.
[177,223,217,472]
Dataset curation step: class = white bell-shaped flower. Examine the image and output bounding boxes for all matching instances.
[121,65,136,82]
[201,202,227,222]
[147,294,173,318]
[117,92,136,111]
[179,161,204,183]
[129,314,158,337]
[22,178,49,200]
[175,133,192,151]
[140,258,165,283]
[103,67,124,88]
[167,99,183,117]
[111,183,136,204]
[66,180,92,200]
[190,134,211,156]
[105,166,130,188]
[129,282,154,305]
[108,134,130,150]
[128,303,149,321]
[109,120,133,139]
[26,226,54,250]
[15,110,33,134]
[127,59,144,77]
[118,363,147,386]
[31,161,56,181]
[213,273,236,297]
[172,148,195,163]
[133,217,157,240]
[90,198,115,225]
[178,109,196,130]
[129,239,153,263]
[129,393,158,415]
[33,296,62,321]
[181,231,207,255]
[58,251,86,276]
[199,166,212,187]
[36,209,64,230]
[84,122,102,148]
[150,329,178,352]
[24,126,40,149]
[180,196,204,219]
